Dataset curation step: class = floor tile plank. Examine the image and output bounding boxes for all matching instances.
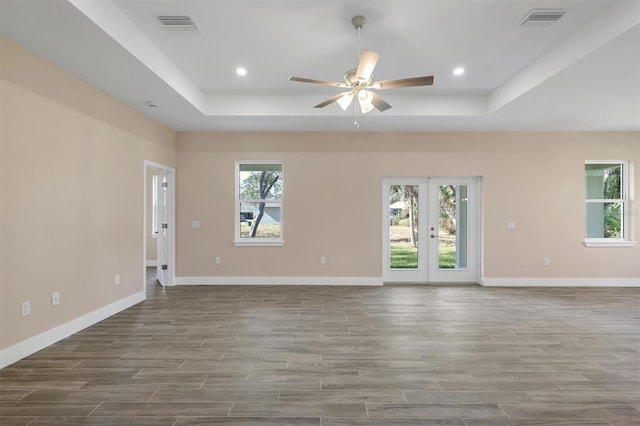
[0,273,637,424]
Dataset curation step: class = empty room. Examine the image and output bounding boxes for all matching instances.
[1,0,639,425]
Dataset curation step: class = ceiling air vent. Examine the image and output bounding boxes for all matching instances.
[155,15,198,31]
[520,9,567,27]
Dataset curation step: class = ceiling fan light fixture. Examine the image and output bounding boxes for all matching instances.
[337,92,354,111]
[288,14,434,119]
[358,90,374,113]
[360,101,374,114]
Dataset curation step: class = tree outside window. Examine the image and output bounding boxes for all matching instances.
[585,162,625,240]
[236,162,283,245]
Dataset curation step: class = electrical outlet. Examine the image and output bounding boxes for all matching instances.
[544,257,551,266]
[51,292,60,306]
[21,301,31,317]
[507,221,516,231]
[192,220,200,229]
[320,256,326,265]
[215,256,221,264]
[114,274,120,285]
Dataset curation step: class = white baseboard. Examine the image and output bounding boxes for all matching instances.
[175,276,383,286]
[0,291,145,369]
[145,259,157,267]
[480,277,640,287]
[175,276,639,287]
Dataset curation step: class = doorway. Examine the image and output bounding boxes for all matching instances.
[383,177,480,283]
[143,161,175,290]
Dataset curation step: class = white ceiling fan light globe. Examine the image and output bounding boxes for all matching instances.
[337,92,354,111]
[360,102,374,114]
[358,90,374,113]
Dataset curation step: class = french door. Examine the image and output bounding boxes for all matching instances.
[383,177,479,283]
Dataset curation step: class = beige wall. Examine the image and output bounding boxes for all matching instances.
[0,37,176,350]
[175,132,639,280]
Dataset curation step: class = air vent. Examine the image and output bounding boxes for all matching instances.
[155,15,198,31]
[520,9,567,27]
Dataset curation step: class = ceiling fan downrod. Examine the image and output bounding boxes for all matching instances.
[352,15,366,58]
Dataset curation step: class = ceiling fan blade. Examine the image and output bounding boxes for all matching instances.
[289,76,349,88]
[314,93,350,108]
[373,76,434,89]
[356,50,380,82]
[370,92,392,112]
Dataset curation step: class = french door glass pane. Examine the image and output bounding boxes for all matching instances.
[389,185,419,269]
[438,184,468,270]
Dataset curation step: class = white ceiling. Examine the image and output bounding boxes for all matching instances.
[1,0,639,132]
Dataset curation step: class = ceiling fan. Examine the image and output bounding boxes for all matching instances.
[289,15,434,114]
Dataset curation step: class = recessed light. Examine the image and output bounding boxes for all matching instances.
[453,67,465,76]
[236,67,247,76]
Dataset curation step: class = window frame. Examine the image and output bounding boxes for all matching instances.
[234,160,284,247]
[584,160,636,247]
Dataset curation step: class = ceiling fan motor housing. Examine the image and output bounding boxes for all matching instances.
[344,68,372,88]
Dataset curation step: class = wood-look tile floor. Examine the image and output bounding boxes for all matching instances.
[1,272,639,425]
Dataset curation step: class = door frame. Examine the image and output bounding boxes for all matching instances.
[382,176,481,284]
[143,161,176,290]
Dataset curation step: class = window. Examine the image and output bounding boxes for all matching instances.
[235,161,283,246]
[584,162,635,247]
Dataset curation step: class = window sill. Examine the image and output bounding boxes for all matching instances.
[583,240,637,248]
[234,240,284,247]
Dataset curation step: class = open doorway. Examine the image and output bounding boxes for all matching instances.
[143,161,175,292]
